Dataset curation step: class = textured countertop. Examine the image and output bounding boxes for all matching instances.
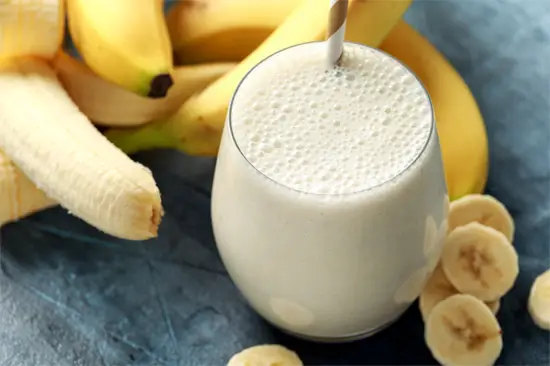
[1,0,549,365]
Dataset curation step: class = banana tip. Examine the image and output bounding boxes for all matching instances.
[148,74,174,99]
[149,206,164,236]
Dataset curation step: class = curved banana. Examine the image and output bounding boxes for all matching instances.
[168,0,301,64]
[0,0,64,61]
[54,52,235,126]
[66,0,174,98]
[380,21,489,200]
[0,57,162,240]
[105,0,412,156]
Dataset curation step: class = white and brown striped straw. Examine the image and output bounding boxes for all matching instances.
[326,0,348,68]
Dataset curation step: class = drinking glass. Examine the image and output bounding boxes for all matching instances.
[211,42,449,342]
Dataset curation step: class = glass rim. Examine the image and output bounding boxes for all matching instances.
[227,40,436,197]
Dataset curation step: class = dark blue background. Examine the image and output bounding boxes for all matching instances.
[1,0,549,364]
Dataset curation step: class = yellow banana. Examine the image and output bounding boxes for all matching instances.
[167,0,301,64]
[380,21,489,200]
[0,0,64,61]
[105,0,412,156]
[66,0,174,98]
[54,51,236,127]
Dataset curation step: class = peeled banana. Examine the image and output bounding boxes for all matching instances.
[167,0,301,64]
[0,0,64,61]
[54,51,235,126]
[441,222,519,302]
[425,294,503,366]
[105,0,412,156]
[448,194,515,242]
[227,344,303,366]
[528,269,550,330]
[0,57,162,240]
[380,21,489,201]
[0,150,56,228]
[66,0,174,98]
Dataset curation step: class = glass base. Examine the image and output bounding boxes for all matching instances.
[271,307,407,344]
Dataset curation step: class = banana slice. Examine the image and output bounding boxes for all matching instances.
[448,194,515,242]
[227,344,303,366]
[419,264,459,322]
[528,269,550,330]
[486,299,500,315]
[441,222,519,302]
[425,294,503,366]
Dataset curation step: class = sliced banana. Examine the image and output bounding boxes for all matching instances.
[448,194,515,242]
[528,269,550,330]
[419,264,459,322]
[441,222,519,302]
[425,294,503,366]
[227,344,303,366]
[486,299,500,315]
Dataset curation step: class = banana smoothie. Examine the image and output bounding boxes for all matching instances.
[211,41,448,341]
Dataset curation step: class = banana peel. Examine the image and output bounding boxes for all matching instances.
[66,0,174,97]
[0,149,56,228]
[54,51,235,126]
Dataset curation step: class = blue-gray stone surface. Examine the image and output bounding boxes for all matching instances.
[1,0,549,365]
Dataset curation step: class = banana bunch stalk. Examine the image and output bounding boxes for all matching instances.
[0,0,489,238]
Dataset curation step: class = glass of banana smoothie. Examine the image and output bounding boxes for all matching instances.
[211,41,449,342]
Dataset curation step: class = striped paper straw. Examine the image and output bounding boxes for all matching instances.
[326,0,348,68]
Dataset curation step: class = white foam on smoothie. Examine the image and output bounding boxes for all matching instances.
[230,42,432,195]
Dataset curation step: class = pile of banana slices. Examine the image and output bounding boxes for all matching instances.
[421,194,518,365]
[225,194,550,366]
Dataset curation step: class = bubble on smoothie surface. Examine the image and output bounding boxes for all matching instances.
[231,42,432,195]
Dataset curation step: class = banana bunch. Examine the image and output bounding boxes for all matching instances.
[0,0,488,239]
[102,0,488,201]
